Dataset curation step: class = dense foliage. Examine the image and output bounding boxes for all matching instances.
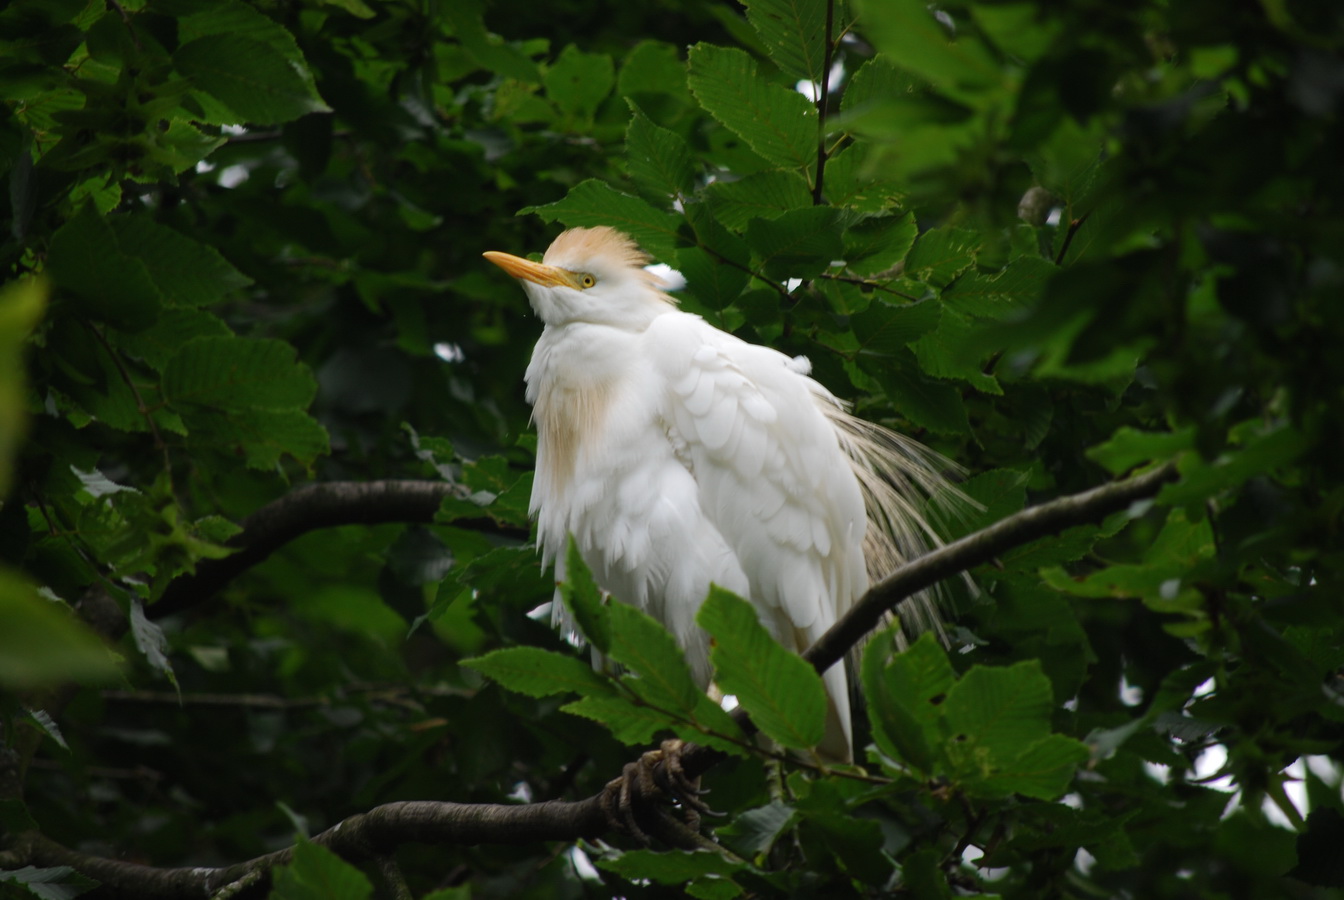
[2,0,1342,897]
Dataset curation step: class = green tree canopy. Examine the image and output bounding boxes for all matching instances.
[2,0,1342,898]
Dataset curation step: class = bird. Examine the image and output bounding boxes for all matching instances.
[484,226,958,762]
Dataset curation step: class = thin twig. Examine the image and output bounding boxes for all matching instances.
[86,324,172,481]
[1054,210,1092,265]
[812,0,837,204]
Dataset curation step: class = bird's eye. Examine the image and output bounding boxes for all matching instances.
[578,273,596,289]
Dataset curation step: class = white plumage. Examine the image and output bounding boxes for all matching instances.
[485,226,956,761]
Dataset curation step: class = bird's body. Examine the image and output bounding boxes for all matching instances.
[486,227,954,761]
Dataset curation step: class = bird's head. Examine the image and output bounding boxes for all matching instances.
[484,227,675,330]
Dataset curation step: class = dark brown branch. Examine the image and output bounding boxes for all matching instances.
[802,462,1177,675]
[28,465,1179,896]
[22,798,608,899]
[679,462,1180,777]
[151,480,527,618]
[812,0,836,204]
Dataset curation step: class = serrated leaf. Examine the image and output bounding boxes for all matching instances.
[544,44,614,120]
[561,536,610,653]
[46,204,162,331]
[26,709,68,751]
[269,839,373,900]
[0,864,98,899]
[462,646,614,698]
[904,226,981,289]
[943,256,1055,319]
[861,629,935,771]
[1087,426,1196,475]
[697,587,826,751]
[175,35,329,125]
[182,407,329,470]
[129,598,177,687]
[705,171,813,231]
[597,848,743,883]
[911,308,1002,394]
[163,336,317,411]
[879,632,955,768]
[110,217,252,308]
[943,661,1053,752]
[848,300,941,356]
[843,211,917,276]
[522,179,681,260]
[0,574,119,689]
[851,0,1002,99]
[968,733,1090,800]
[746,206,843,280]
[717,800,796,856]
[687,44,817,172]
[441,0,540,83]
[111,309,231,370]
[561,694,676,745]
[607,602,702,714]
[626,105,696,201]
[743,0,831,85]
[677,247,751,310]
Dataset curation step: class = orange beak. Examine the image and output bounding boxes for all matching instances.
[482,251,579,289]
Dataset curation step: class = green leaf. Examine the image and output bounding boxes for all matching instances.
[607,602,702,714]
[46,205,162,332]
[441,0,541,83]
[269,839,373,900]
[463,646,615,697]
[0,574,119,689]
[911,308,1002,394]
[942,660,1053,752]
[969,733,1090,800]
[181,407,329,470]
[851,0,1002,99]
[705,170,813,231]
[943,256,1055,319]
[109,217,252,308]
[904,226,981,289]
[742,0,829,85]
[175,35,330,125]
[162,336,317,411]
[561,694,676,745]
[843,211,917,276]
[676,246,751,310]
[687,43,817,172]
[0,277,45,496]
[597,848,743,883]
[111,309,231,370]
[848,301,941,356]
[746,206,843,280]
[129,598,177,688]
[26,708,68,752]
[626,104,696,201]
[522,179,682,260]
[875,632,956,770]
[544,44,615,121]
[717,800,797,856]
[0,864,98,899]
[1087,426,1196,475]
[697,586,827,751]
[560,536,610,653]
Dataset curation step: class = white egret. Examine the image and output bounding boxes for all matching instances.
[485,226,957,762]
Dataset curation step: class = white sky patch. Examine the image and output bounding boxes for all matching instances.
[785,278,803,292]
[507,781,533,803]
[218,164,250,188]
[793,62,847,102]
[1046,207,1063,227]
[1075,847,1097,876]
[720,694,739,712]
[1193,743,1234,792]
[433,342,465,363]
[567,846,602,882]
[1119,674,1143,707]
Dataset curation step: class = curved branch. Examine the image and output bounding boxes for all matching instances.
[151,480,528,618]
[680,462,1179,777]
[24,797,607,899]
[35,465,1179,896]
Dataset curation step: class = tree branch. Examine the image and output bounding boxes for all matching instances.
[29,465,1178,896]
[150,480,528,619]
[23,798,608,899]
